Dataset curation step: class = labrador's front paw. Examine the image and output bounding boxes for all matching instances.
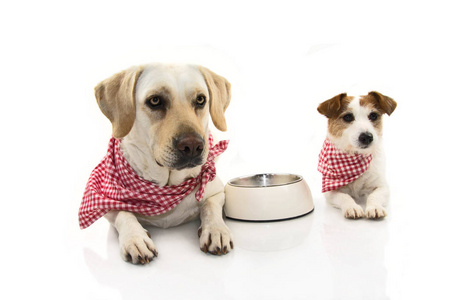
[119,230,158,265]
[198,223,234,255]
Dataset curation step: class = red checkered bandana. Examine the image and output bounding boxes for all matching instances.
[318,138,373,193]
[79,134,228,229]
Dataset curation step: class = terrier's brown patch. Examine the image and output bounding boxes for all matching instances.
[318,94,354,138]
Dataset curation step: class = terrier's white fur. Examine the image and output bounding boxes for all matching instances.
[318,92,397,219]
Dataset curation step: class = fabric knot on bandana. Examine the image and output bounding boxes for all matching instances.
[318,138,373,193]
[79,134,229,229]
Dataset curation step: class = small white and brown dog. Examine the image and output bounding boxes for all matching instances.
[80,64,234,264]
[317,91,397,219]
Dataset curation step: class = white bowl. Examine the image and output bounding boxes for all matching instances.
[224,174,314,221]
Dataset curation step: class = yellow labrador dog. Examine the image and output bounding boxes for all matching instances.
[83,64,233,264]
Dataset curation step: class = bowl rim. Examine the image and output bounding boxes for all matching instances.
[226,173,304,188]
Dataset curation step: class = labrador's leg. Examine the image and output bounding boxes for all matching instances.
[105,211,158,264]
[198,192,234,255]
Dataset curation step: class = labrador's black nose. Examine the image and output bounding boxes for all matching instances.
[359,132,374,146]
[175,134,204,158]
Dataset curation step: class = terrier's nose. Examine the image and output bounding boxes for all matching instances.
[175,134,204,158]
[358,132,374,146]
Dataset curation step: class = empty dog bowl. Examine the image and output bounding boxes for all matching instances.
[224,174,314,221]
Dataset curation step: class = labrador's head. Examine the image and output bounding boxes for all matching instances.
[94,64,231,170]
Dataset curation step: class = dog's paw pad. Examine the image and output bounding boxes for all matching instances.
[365,205,387,219]
[199,224,233,255]
[119,231,157,265]
[343,205,364,219]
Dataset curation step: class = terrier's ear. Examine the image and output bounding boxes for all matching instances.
[317,93,348,118]
[368,91,397,116]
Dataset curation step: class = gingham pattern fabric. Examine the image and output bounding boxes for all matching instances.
[318,138,373,193]
[79,134,228,229]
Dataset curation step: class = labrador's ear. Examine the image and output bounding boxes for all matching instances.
[368,91,397,116]
[198,66,231,131]
[317,93,348,118]
[94,66,144,138]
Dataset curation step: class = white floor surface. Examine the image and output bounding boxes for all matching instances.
[2,1,450,299]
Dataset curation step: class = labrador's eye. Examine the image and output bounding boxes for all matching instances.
[196,95,206,108]
[146,96,162,108]
[343,113,355,123]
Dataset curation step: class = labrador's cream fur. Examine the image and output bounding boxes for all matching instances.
[95,64,233,264]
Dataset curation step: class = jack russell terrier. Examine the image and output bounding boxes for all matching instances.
[317,91,397,219]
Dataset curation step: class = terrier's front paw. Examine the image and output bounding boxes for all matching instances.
[343,204,364,219]
[198,223,234,255]
[119,231,158,265]
[365,205,387,219]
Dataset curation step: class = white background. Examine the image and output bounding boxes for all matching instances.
[1,0,449,299]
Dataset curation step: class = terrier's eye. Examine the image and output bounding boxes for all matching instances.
[196,95,206,108]
[368,112,378,121]
[146,96,163,108]
[343,113,355,122]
